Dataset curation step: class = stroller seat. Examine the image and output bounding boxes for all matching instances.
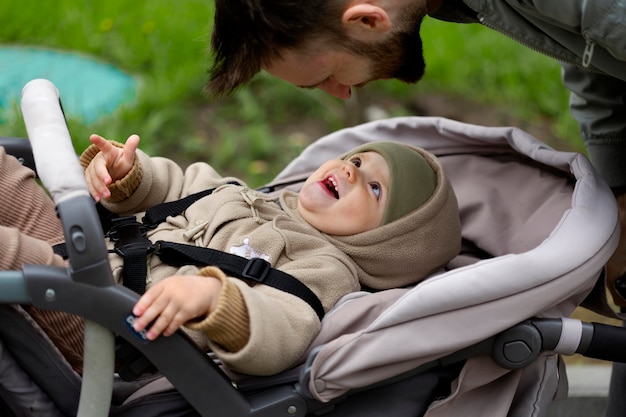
[0,79,621,417]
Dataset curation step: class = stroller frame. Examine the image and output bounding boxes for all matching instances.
[0,79,625,417]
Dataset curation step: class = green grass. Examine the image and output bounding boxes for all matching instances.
[0,1,583,187]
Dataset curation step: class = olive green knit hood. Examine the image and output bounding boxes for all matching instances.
[341,141,437,226]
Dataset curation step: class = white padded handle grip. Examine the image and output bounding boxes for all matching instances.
[21,79,89,204]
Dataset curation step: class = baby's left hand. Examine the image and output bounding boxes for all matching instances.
[131,275,222,340]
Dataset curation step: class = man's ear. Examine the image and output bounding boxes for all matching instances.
[342,3,391,35]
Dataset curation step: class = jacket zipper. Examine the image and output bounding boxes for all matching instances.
[582,39,595,68]
[477,15,601,74]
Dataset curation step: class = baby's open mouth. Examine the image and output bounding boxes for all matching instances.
[323,177,339,199]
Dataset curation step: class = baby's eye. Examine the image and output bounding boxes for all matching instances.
[349,156,362,168]
[370,183,381,199]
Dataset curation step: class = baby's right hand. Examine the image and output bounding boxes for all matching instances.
[84,134,140,202]
[131,275,223,340]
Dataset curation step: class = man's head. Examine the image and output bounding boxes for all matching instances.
[207,0,430,98]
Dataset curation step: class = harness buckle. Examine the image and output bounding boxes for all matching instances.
[242,257,271,283]
[108,216,155,257]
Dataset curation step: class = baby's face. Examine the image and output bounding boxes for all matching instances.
[297,151,389,235]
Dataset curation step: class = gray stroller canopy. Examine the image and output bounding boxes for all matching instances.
[269,116,619,415]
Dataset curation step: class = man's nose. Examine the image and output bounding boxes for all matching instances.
[318,80,352,99]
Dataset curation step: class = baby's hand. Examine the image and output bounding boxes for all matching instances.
[84,134,140,202]
[131,275,222,340]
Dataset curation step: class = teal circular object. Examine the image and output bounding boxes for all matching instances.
[0,46,137,123]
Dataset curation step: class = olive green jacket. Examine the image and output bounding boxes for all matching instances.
[433,0,626,188]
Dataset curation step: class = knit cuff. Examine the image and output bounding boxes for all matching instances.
[79,141,143,203]
[185,266,250,352]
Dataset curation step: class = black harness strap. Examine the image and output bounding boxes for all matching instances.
[142,182,239,228]
[56,186,234,294]
[52,243,68,259]
[155,241,325,320]
[108,216,154,295]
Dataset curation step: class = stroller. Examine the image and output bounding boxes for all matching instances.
[0,78,624,417]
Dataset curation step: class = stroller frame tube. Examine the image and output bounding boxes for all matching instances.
[20,264,258,416]
[0,272,29,304]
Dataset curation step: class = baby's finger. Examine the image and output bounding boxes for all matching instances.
[161,311,189,337]
[89,134,113,152]
[143,303,183,340]
[92,156,112,186]
[84,162,112,201]
[90,134,125,169]
[124,134,140,156]
[117,134,140,173]
[131,287,166,332]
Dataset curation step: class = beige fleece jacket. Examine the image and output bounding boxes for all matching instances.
[80,144,361,376]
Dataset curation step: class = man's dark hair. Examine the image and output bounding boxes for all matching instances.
[207,0,345,96]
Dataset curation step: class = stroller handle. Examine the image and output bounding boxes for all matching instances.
[20,79,116,417]
[21,78,90,204]
[21,78,112,282]
[583,322,626,363]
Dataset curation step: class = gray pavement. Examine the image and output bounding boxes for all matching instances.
[549,365,611,417]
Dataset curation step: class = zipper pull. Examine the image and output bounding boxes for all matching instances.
[582,39,595,68]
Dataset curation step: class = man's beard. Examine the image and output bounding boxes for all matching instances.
[347,15,426,84]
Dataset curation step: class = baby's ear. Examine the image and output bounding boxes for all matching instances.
[341,3,391,40]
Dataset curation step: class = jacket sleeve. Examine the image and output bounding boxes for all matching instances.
[80,140,240,214]
[562,63,626,189]
[184,266,250,353]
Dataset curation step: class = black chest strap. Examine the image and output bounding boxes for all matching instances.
[142,182,239,228]
[154,241,325,320]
